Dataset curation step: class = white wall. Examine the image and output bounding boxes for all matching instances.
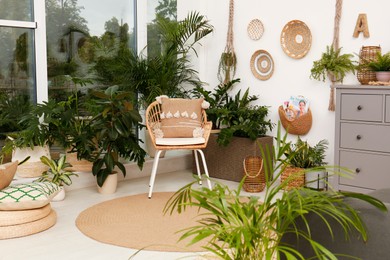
[178,0,390,165]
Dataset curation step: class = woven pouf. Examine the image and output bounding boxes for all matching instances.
[0,204,57,239]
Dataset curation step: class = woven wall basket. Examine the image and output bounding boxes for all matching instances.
[281,166,305,191]
[242,156,265,193]
[278,106,312,135]
[280,20,312,59]
[247,19,264,40]
[250,49,274,80]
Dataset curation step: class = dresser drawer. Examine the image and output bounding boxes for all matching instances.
[340,123,390,153]
[340,94,382,122]
[386,95,390,122]
[339,150,390,190]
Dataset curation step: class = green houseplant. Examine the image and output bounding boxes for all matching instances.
[310,45,356,111]
[365,51,390,82]
[35,155,78,200]
[192,78,273,146]
[283,137,329,190]
[81,85,146,192]
[164,123,387,259]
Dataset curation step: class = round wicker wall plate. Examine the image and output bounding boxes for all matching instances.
[247,19,264,40]
[250,50,274,80]
[280,20,312,59]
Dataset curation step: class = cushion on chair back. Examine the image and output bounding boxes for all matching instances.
[0,161,18,190]
[159,97,204,138]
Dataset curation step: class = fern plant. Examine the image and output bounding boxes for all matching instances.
[310,45,356,83]
[367,51,390,71]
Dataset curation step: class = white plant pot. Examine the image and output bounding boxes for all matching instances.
[12,145,51,178]
[52,186,66,201]
[305,170,327,190]
[97,173,118,194]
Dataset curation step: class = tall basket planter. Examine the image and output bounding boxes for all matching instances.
[193,135,273,183]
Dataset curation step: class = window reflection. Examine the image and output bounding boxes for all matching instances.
[0,0,33,21]
[46,0,136,102]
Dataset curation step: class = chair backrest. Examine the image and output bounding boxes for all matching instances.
[145,99,210,146]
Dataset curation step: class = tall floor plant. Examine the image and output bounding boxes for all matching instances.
[164,123,386,259]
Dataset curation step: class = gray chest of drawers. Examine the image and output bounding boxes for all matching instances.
[334,85,390,193]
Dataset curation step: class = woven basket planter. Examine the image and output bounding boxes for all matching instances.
[242,156,265,193]
[280,166,305,191]
[278,106,312,135]
[357,46,381,84]
[193,135,273,183]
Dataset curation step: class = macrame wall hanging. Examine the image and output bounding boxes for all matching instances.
[218,0,237,84]
[328,0,343,111]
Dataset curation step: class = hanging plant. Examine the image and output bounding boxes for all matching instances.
[218,0,237,84]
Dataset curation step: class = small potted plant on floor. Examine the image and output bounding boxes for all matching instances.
[80,85,146,194]
[282,136,329,190]
[35,155,78,201]
[310,45,356,111]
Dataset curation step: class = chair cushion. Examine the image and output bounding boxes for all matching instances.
[159,97,204,138]
[0,161,18,190]
[0,182,60,211]
[156,137,206,146]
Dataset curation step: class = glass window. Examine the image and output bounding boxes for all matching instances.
[45,0,136,102]
[0,0,34,21]
[147,0,177,57]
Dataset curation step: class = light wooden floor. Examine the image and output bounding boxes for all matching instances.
[1,169,264,260]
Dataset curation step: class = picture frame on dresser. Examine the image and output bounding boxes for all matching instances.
[334,85,390,193]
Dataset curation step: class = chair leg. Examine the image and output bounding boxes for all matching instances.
[148,150,163,199]
[196,149,212,189]
[194,150,202,185]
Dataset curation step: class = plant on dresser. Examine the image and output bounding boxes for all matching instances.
[334,85,390,193]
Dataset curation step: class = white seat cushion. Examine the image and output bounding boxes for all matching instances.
[156,137,205,146]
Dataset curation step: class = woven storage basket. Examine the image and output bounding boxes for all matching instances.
[242,156,265,193]
[357,46,381,84]
[281,166,305,191]
[278,106,312,135]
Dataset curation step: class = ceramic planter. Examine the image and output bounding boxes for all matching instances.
[12,145,51,178]
[97,173,118,194]
[375,71,390,82]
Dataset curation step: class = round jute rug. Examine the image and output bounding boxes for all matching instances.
[75,192,208,252]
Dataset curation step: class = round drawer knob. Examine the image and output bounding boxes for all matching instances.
[357,105,363,111]
[356,135,362,140]
[355,168,361,174]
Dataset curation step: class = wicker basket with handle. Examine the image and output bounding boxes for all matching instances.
[242,156,265,192]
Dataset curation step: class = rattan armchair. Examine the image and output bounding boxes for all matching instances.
[145,100,212,198]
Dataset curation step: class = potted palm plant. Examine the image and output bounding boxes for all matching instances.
[81,85,146,194]
[35,155,78,201]
[310,45,356,111]
[164,123,387,259]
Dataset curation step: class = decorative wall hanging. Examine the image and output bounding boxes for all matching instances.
[250,50,274,80]
[353,13,370,38]
[218,0,237,84]
[247,19,264,40]
[280,20,312,59]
